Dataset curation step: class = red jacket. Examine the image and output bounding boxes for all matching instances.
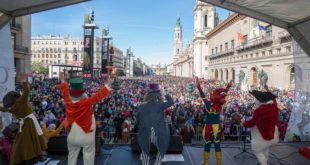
[58,83,111,133]
[243,100,279,140]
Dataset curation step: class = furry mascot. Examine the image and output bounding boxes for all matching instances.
[0,73,46,165]
[233,85,279,165]
[196,77,232,165]
[58,76,111,165]
[137,84,174,165]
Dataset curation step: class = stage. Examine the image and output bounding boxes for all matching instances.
[29,142,310,165]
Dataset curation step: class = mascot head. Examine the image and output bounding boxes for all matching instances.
[211,88,228,105]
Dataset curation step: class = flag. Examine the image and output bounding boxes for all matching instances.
[237,32,244,41]
[258,24,266,31]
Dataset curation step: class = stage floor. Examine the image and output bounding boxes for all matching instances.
[35,142,310,165]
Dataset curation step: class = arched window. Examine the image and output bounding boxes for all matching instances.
[177,49,179,54]
[290,67,295,84]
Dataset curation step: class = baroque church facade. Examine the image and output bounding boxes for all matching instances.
[172,0,218,78]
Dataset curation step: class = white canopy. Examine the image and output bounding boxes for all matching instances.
[0,0,91,29]
[199,0,310,56]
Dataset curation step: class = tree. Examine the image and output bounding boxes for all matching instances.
[31,63,48,74]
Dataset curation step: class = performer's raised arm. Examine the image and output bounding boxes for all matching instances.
[87,84,111,105]
[161,89,174,109]
[19,73,30,102]
[57,74,71,104]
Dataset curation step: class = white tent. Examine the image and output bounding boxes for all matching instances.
[199,0,310,57]
[0,0,91,29]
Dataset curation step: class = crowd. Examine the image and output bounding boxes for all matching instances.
[6,76,294,145]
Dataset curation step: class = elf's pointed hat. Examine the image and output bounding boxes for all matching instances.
[69,78,86,99]
[249,90,277,103]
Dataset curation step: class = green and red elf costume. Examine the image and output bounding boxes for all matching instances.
[196,77,232,165]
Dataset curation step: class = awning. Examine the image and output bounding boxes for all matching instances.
[0,0,91,29]
[199,0,310,57]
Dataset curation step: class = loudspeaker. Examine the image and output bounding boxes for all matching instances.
[47,135,101,154]
[131,135,183,154]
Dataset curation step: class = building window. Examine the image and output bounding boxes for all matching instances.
[205,67,208,70]
[54,54,57,58]
[204,15,208,27]
[42,60,44,63]
[269,50,273,55]
[277,48,281,54]
[34,54,36,58]
[225,42,228,50]
[58,60,60,64]
[290,67,295,84]
[286,46,291,53]
[58,54,61,58]
[177,49,179,54]
[256,53,259,57]
[266,25,272,39]
[250,54,253,58]
[215,47,218,54]
[50,54,52,58]
[205,56,208,61]
[11,33,16,49]
[220,45,222,52]
[262,51,265,56]
[73,54,78,61]
[243,35,248,43]
[46,60,48,63]
[58,48,61,53]
[212,48,214,55]
[231,39,234,49]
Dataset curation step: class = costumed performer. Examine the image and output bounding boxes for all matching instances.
[196,77,232,165]
[58,75,111,165]
[0,73,46,165]
[233,84,279,165]
[137,84,174,165]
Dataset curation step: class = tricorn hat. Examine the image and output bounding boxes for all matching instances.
[148,83,160,93]
[249,90,277,103]
[69,78,86,99]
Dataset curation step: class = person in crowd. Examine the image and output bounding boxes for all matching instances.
[137,84,174,165]
[196,77,232,165]
[121,115,131,144]
[42,120,65,146]
[0,73,46,165]
[58,75,111,165]
[180,122,195,144]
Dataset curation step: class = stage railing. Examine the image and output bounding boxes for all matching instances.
[87,123,252,145]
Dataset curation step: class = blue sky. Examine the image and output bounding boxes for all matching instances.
[32,0,230,65]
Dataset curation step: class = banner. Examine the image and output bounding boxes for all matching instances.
[83,28,93,78]
[0,24,14,137]
[101,38,109,76]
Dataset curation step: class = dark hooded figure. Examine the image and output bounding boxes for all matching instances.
[137,83,174,165]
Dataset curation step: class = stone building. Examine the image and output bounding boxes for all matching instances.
[206,13,294,89]
[31,35,125,76]
[11,16,31,77]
